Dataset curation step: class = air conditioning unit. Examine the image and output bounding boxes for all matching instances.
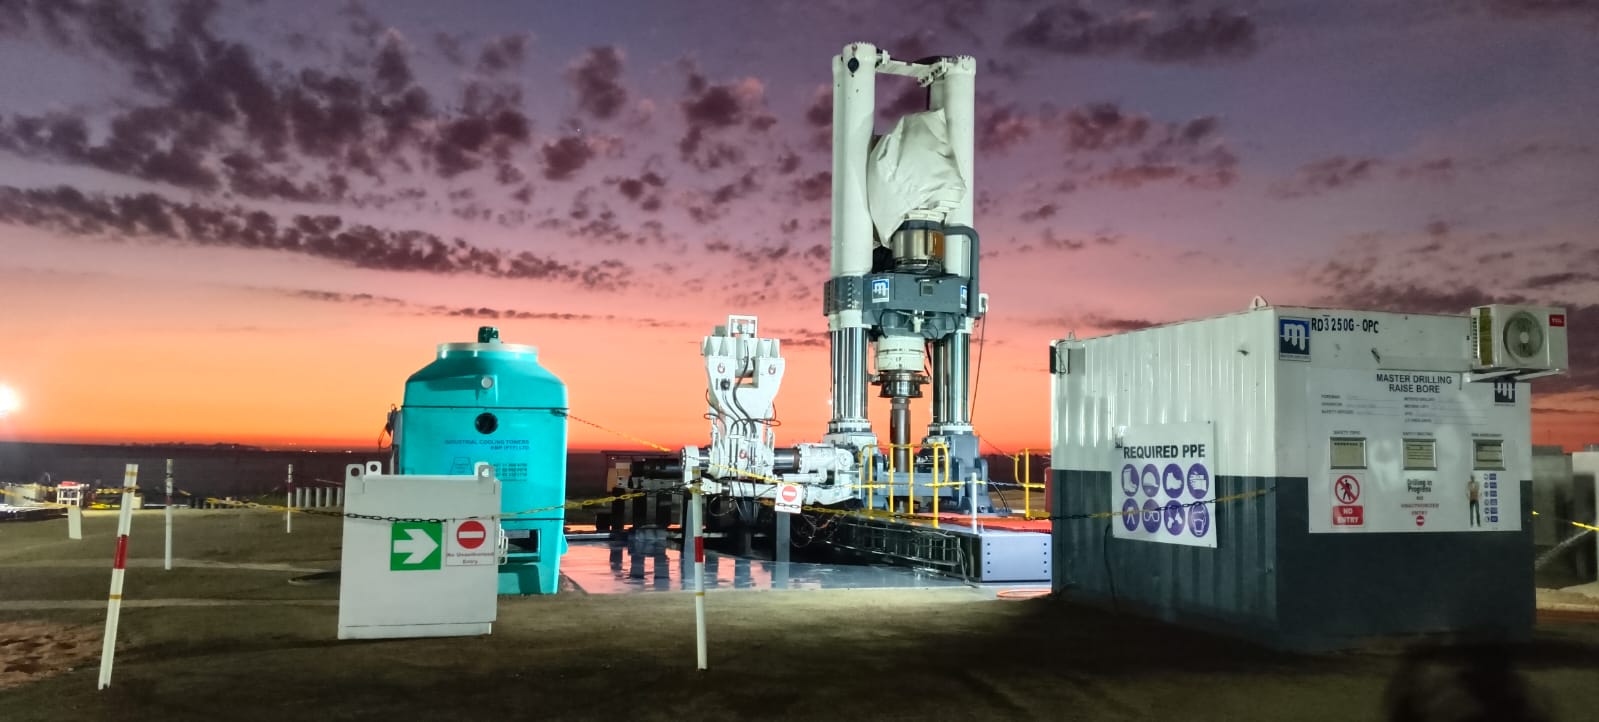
[1469,304,1569,378]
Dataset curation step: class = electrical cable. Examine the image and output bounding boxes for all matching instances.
[965,317,1013,510]
[968,316,988,424]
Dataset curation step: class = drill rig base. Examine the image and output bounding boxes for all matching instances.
[825,514,1051,583]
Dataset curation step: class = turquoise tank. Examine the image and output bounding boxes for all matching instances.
[397,327,567,595]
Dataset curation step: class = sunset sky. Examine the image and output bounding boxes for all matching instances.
[0,0,1594,453]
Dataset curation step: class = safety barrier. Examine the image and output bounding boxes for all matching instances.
[289,485,345,509]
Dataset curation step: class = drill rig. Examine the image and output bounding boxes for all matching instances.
[624,43,999,558]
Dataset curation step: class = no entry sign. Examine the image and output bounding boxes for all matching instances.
[775,483,802,514]
[446,518,498,566]
[1332,474,1365,528]
[456,520,487,550]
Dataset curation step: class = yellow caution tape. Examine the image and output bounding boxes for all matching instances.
[8,407,1594,539]
[197,489,657,524]
[1532,511,1599,534]
[0,485,71,509]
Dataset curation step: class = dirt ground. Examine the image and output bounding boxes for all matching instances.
[2,511,1598,721]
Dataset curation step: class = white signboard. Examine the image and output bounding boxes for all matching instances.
[446,518,498,566]
[775,483,802,514]
[1112,422,1216,548]
[1306,368,1526,533]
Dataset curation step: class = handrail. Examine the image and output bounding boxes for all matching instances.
[858,442,954,519]
[927,443,949,528]
[1010,449,1049,520]
[859,445,875,517]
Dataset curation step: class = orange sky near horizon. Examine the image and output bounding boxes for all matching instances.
[0,252,1592,454]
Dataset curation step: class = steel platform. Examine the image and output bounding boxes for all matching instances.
[827,515,1051,583]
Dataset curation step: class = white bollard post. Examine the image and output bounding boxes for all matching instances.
[164,459,174,572]
[285,464,294,534]
[68,506,83,540]
[689,468,707,671]
[98,464,137,690]
[334,487,344,508]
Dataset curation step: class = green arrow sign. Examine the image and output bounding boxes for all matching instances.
[390,521,442,571]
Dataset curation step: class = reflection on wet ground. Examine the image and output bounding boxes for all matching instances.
[560,535,972,595]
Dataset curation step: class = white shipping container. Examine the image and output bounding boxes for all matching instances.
[1052,305,1534,539]
[1048,302,1563,649]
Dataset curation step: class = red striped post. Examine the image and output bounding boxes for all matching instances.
[685,454,707,671]
[98,463,137,689]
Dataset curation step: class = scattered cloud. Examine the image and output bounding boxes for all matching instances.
[1269,156,1383,199]
[540,135,596,181]
[1486,0,1599,18]
[887,29,937,61]
[0,1,539,202]
[607,166,667,211]
[1063,103,1154,152]
[536,188,668,246]
[677,62,773,170]
[1085,315,1157,333]
[1020,203,1059,222]
[274,287,689,326]
[477,33,530,74]
[1523,271,1599,289]
[998,102,1243,190]
[977,103,1038,153]
[1024,312,1158,334]
[432,31,468,66]
[0,186,632,289]
[1039,229,1121,251]
[803,85,832,149]
[281,289,411,307]
[766,327,829,348]
[794,171,830,203]
[567,46,628,121]
[709,169,761,206]
[1396,157,1457,183]
[879,81,928,122]
[1007,4,1260,63]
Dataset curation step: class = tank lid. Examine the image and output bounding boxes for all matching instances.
[438,341,538,355]
[439,327,536,356]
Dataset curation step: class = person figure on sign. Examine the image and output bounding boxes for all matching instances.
[1467,477,1481,527]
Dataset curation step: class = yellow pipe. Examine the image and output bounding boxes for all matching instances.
[1023,450,1036,517]
[886,445,895,517]
[860,445,874,517]
[930,443,942,529]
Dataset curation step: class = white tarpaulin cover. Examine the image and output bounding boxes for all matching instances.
[866,108,967,243]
